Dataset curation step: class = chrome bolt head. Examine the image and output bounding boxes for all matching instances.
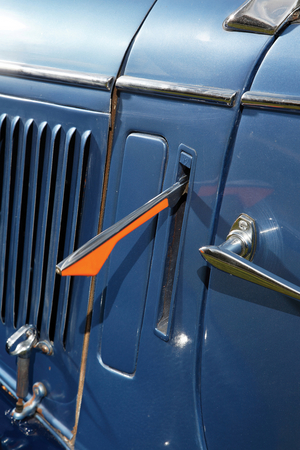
[239,220,249,231]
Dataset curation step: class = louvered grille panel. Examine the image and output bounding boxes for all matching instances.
[0,115,91,342]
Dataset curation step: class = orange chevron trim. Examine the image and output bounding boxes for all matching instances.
[61,198,169,276]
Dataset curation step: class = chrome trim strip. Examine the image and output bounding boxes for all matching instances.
[242,91,300,112]
[56,177,188,276]
[224,0,300,35]
[0,61,114,91]
[116,76,237,107]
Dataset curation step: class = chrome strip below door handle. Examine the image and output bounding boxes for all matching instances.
[199,214,300,302]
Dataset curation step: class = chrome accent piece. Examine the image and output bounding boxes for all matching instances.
[225,214,256,261]
[116,76,237,107]
[6,325,53,416]
[12,382,47,420]
[6,325,54,357]
[224,0,300,35]
[0,60,114,91]
[242,91,300,112]
[56,176,188,277]
[6,324,37,357]
[35,340,54,355]
[199,214,300,301]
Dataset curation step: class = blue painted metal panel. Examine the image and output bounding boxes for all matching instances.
[75,0,273,437]
[74,0,281,445]
[250,23,300,96]
[0,95,109,439]
[0,0,156,112]
[0,77,112,113]
[101,133,167,374]
[123,0,270,89]
[201,24,300,449]
[0,0,156,76]
[0,0,286,448]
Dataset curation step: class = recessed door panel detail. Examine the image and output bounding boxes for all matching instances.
[100,133,167,374]
[155,146,196,340]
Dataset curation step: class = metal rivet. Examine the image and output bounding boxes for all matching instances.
[239,220,249,231]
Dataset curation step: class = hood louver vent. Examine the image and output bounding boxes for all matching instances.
[0,114,90,343]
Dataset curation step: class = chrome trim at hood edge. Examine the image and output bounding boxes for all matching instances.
[0,61,114,91]
[116,76,237,107]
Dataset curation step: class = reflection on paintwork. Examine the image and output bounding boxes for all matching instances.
[197,181,273,207]
[174,334,191,348]
[196,32,211,42]
[0,11,26,32]
[260,227,279,234]
[0,1,157,75]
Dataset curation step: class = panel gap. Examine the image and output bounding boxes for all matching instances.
[26,126,48,325]
[63,135,90,348]
[14,122,34,327]
[2,120,20,324]
[0,117,7,216]
[37,130,61,333]
[49,132,76,342]
[73,136,90,252]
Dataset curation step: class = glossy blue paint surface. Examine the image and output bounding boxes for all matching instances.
[75,1,274,447]
[0,0,156,112]
[0,95,109,439]
[124,0,269,89]
[0,0,293,448]
[201,24,300,449]
[0,0,155,76]
[250,23,300,96]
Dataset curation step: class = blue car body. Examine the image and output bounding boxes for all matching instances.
[0,0,299,449]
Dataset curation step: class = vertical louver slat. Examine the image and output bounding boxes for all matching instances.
[60,131,91,342]
[0,115,7,211]
[0,114,7,319]
[6,120,33,328]
[29,125,61,326]
[17,122,48,328]
[0,117,20,326]
[14,121,37,328]
[40,128,76,339]
[0,112,94,344]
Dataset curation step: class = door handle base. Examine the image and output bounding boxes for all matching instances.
[200,214,300,302]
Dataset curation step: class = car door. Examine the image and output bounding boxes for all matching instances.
[74,1,277,448]
[200,22,300,450]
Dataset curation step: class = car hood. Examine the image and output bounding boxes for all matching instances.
[0,1,156,83]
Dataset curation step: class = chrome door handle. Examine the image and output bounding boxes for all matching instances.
[56,176,188,276]
[199,214,300,301]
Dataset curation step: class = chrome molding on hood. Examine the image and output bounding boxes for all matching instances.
[116,76,237,107]
[0,61,114,91]
[224,0,300,35]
